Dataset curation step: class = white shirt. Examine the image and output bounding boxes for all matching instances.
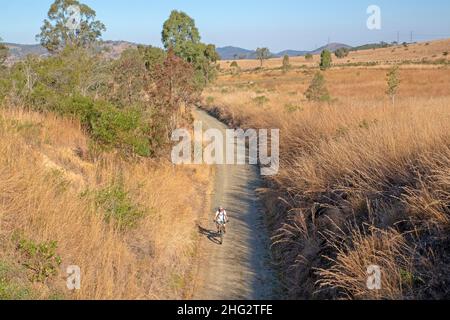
[215,210,228,223]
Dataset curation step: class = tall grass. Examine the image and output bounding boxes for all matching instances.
[0,109,212,299]
[218,38,450,71]
[202,66,450,299]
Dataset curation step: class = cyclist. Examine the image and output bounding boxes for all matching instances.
[214,207,229,233]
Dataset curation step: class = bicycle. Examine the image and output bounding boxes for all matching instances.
[215,220,228,245]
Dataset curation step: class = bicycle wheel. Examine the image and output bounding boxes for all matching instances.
[219,226,224,245]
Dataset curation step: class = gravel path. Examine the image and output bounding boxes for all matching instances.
[192,108,277,300]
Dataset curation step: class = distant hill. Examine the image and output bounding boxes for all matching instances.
[351,42,393,51]
[5,41,355,63]
[309,43,353,55]
[216,42,352,60]
[216,46,257,60]
[4,41,138,64]
[99,40,138,59]
[4,43,49,63]
[276,50,309,57]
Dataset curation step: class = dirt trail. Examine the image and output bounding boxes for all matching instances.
[192,108,277,300]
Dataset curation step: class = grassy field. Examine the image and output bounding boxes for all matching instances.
[202,39,450,299]
[0,108,213,299]
[219,39,450,71]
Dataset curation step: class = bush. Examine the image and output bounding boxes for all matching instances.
[59,96,153,157]
[89,104,152,157]
[28,83,60,112]
[305,72,330,102]
[0,43,192,160]
[335,47,349,59]
[284,103,303,113]
[320,50,332,70]
[305,54,313,60]
[17,238,62,283]
[92,183,144,231]
[230,61,240,75]
[252,95,269,106]
[282,55,291,73]
[60,95,99,124]
[386,65,400,106]
[206,96,215,105]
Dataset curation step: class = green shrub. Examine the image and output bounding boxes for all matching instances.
[305,72,330,102]
[58,96,153,157]
[386,65,400,105]
[89,104,152,157]
[60,95,99,124]
[335,48,350,59]
[252,95,269,107]
[206,96,215,105]
[305,54,313,60]
[93,183,144,230]
[282,55,291,73]
[284,103,303,113]
[320,50,332,70]
[17,238,62,283]
[28,83,59,112]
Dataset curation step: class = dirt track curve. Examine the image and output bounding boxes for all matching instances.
[191,108,277,300]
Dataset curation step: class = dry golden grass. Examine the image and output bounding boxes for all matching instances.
[203,55,450,299]
[0,108,212,300]
[219,38,450,71]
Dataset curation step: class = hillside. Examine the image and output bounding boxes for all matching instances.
[218,38,450,70]
[4,41,139,64]
[0,108,213,299]
[216,42,351,60]
[309,42,352,54]
[4,43,49,63]
[216,46,257,60]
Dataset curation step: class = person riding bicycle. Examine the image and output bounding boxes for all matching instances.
[214,207,229,233]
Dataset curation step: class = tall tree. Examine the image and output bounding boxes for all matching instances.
[386,65,400,106]
[161,10,218,88]
[152,48,198,133]
[256,47,270,67]
[112,49,147,106]
[320,50,332,70]
[36,0,106,53]
[161,10,200,59]
[137,45,166,72]
[335,47,349,59]
[282,54,291,73]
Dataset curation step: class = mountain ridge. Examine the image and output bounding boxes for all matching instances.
[3,41,352,63]
[216,42,352,60]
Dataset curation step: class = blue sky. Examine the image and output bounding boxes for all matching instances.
[2,0,450,51]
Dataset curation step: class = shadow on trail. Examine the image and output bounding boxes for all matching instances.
[198,225,222,245]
